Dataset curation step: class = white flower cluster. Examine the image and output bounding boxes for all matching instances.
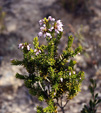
[34,49,41,55]
[38,16,63,39]
[18,43,31,51]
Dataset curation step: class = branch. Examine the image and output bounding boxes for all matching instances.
[56,98,61,109]
[38,81,45,91]
[63,99,69,108]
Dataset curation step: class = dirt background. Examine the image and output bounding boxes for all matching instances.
[0,0,101,113]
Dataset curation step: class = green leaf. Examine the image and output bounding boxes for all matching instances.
[67,35,74,48]
[16,73,26,79]
[37,106,44,113]
[33,37,39,49]
[11,59,23,65]
[38,95,44,101]
[95,93,98,99]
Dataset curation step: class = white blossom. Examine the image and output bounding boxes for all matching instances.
[78,53,80,55]
[54,20,63,34]
[73,71,75,74]
[46,32,52,38]
[69,72,71,76]
[48,16,55,21]
[39,19,44,25]
[40,26,46,31]
[60,78,63,82]
[43,33,46,38]
[34,49,41,55]
[34,49,37,52]
[27,45,31,51]
[49,27,54,31]
[38,32,43,37]
[18,43,24,49]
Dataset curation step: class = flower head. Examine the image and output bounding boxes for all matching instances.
[69,72,71,76]
[38,16,63,38]
[39,19,44,25]
[73,71,76,74]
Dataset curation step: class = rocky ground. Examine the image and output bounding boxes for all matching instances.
[0,0,101,113]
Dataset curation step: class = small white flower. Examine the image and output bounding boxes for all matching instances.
[49,27,54,31]
[40,26,45,31]
[39,19,43,25]
[43,33,46,38]
[46,32,52,38]
[35,51,39,55]
[39,50,41,53]
[80,77,81,80]
[56,20,63,27]
[18,43,22,48]
[34,49,37,52]
[55,29,59,34]
[43,24,46,27]
[48,16,52,20]
[69,72,71,76]
[58,26,63,32]
[54,20,63,34]
[18,43,24,49]
[38,32,43,37]
[27,45,30,51]
[78,53,80,55]
[60,78,63,82]
[34,49,41,55]
[73,71,75,74]
[48,16,55,21]
[54,92,56,96]
[52,18,55,21]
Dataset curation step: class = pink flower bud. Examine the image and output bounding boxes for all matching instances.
[46,32,52,38]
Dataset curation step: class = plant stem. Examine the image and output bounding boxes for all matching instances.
[61,107,65,113]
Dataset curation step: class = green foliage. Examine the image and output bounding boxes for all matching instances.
[11,16,84,113]
[81,79,101,113]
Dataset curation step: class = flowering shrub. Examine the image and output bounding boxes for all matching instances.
[11,16,84,113]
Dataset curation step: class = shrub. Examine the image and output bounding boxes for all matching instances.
[11,16,84,113]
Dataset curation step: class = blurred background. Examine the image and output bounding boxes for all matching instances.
[0,0,101,113]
